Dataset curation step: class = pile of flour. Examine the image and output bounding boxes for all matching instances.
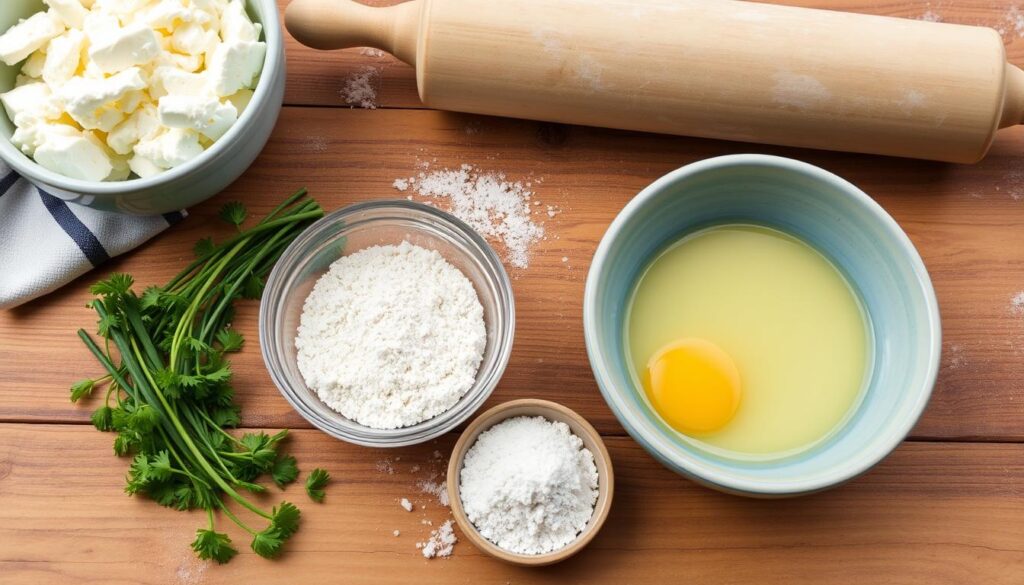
[459,416,599,555]
[295,241,486,429]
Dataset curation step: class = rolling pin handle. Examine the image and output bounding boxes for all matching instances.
[285,0,422,66]
[999,64,1024,128]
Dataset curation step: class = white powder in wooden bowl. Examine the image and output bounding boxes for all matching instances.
[295,241,486,429]
[459,416,599,555]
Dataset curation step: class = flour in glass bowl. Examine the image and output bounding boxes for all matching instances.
[295,241,486,429]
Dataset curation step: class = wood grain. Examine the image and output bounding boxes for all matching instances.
[2,2,1024,583]
[2,108,1023,439]
[1,425,1023,585]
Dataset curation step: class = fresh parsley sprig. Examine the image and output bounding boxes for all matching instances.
[73,190,324,563]
[305,468,330,503]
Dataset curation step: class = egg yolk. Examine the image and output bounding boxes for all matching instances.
[645,338,742,435]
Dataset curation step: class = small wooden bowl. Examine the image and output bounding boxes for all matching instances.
[446,399,614,566]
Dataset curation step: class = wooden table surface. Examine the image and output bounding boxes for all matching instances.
[3,1,1024,583]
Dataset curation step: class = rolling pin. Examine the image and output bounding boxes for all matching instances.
[285,0,1024,163]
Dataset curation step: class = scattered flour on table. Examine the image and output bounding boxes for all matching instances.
[340,66,380,109]
[376,458,396,474]
[1007,6,1024,37]
[459,416,599,555]
[419,520,458,559]
[160,528,207,585]
[918,10,942,22]
[175,556,207,585]
[394,163,546,268]
[1012,291,1024,314]
[359,47,386,58]
[295,241,486,429]
[417,478,450,507]
[400,497,414,512]
[943,342,967,371]
[304,135,328,153]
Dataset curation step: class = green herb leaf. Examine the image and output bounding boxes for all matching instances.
[305,468,330,503]
[250,528,283,559]
[271,502,301,539]
[125,453,153,494]
[149,451,173,482]
[240,432,271,452]
[140,286,164,310]
[210,405,241,428]
[268,429,289,446]
[215,329,245,352]
[128,404,160,434]
[91,405,114,431]
[113,432,133,456]
[184,336,213,354]
[241,274,264,299]
[219,201,247,229]
[193,237,216,258]
[192,529,238,564]
[271,455,299,488]
[70,378,95,402]
[96,313,120,337]
[111,407,130,431]
[89,273,134,297]
[204,365,232,383]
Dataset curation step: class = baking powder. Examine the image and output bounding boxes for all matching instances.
[459,416,599,555]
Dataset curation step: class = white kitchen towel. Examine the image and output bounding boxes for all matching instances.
[0,163,184,309]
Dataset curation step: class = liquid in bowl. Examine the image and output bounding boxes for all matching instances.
[626,223,872,458]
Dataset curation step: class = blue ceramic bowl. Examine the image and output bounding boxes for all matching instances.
[583,154,940,497]
[0,0,284,214]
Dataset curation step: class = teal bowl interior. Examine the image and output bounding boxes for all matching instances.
[583,154,940,496]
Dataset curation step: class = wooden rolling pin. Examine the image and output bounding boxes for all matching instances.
[285,0,1024,163]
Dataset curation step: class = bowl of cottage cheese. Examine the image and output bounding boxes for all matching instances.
[0,0,283,214]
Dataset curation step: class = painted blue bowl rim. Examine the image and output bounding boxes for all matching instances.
[583,153,941,496]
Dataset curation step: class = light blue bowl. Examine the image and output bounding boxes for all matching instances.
[0,0,283,214]
[583,154,940,497]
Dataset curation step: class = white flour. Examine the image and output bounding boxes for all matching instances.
[420,520,458,559]
[396,164,545,268]
[340,66,379,109]
[1012,291,1024,314]
[459,416,599,555]
[295,242,486,429]
[417,478,450,507]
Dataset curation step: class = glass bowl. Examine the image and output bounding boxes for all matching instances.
[259,200,515,447]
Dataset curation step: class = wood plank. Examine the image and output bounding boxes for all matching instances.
[2,107,1024,439]
[1,425,1022,584]
[279,0,1024,109]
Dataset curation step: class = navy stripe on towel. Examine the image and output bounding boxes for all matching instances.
[38,188,111,267]
[162,211,185,225]
[0,170,20,195]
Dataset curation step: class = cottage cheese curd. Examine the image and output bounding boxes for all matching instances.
[0,0,265,181]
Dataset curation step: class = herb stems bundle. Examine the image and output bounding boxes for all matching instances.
[72,190,324,563]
